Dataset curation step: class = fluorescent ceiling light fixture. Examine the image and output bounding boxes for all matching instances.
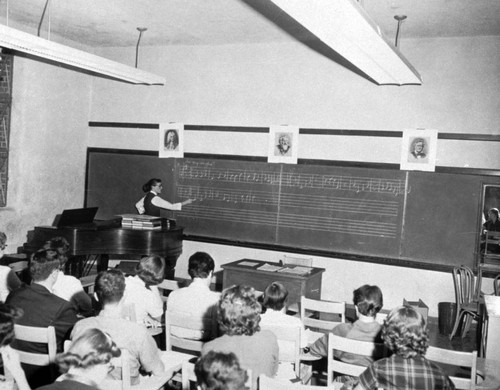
[268,0,422,85]
[0,24,165,85]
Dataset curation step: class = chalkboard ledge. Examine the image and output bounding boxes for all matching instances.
[183,234,456,274]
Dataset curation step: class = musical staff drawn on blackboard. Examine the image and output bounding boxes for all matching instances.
[177,159,405,242]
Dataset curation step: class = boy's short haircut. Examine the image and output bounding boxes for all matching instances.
[188,252,215,279]
[353,285,383,317]
[382,305,429,358]
[30,249,61,281]
[95,269,126,305]
[262,282,288,311]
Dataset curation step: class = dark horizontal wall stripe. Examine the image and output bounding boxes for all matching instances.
[184,125,268,133]
[437,133,500,142]
[300,128,403,137]
[89,122,159,129]
[89,122,499,142]
[184,153,267,162]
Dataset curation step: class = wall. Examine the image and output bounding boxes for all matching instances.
[1,55,92,247]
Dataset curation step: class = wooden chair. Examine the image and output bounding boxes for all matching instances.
[165,311,218,355]
[259,324,301,376]
[300,296,346,333]
[327,334,389,386]
[483,231,500,262]
[79,274,96,294]
[450,265,481,340]
[101,348,132,390]
[12,324,57,367]
[375,311,388,325]
[426,346,478,390]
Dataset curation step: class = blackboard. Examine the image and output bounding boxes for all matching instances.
[85,149,499,271]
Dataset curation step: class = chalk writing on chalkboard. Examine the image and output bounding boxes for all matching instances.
[176,160,406,240]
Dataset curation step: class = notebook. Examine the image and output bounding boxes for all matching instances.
[56,207,99,228]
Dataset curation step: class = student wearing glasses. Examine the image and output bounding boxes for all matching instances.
[135,178,193,217]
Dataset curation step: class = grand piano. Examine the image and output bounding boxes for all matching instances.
[24,225,184,280]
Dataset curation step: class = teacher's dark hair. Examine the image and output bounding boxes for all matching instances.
[142,178,162,193]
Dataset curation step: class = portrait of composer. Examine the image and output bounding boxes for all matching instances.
[164,129,179,150]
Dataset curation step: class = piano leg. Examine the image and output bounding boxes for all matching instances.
[97,254,109,273]
[164,254,178,280]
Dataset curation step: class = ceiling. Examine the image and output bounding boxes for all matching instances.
[1,0,499,48]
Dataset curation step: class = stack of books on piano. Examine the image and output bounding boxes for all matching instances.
[118,214,163,230]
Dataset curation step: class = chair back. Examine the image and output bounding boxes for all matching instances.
[157,279,180,307]
[101,348,132,390]
[453,266,478,305]
[327,334,388,385]
[12,324,57,366]
[259,324,301,376]
[121,302,137,322]
[375,312,388,325]
[426,346,478,390]
[300,296,346,332]
[494,274,500,296]
[483,231,500,260]
[165,311,218,354]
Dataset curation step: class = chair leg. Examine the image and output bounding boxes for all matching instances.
[449,309,464,340]
[461,314,473,338]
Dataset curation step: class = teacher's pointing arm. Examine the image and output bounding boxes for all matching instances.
[151,196,193,211]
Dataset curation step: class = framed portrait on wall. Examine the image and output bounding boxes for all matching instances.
[400,129,437,172]
[159,123,184,158]
[267,125,299,164]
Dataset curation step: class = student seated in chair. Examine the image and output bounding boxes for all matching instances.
[355,305,455,390]
[37,328,121,390]
[167,252,220,340]
[123,255,165,328]
[44,237,93,317]
[6,249,79,388]
[307,284,383,366]
[202,285,278,390]
[195,351,248,390]
[71,269,164,385]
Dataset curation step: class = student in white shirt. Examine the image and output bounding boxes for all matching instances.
[123,255,165,327]
[167,252,220,340]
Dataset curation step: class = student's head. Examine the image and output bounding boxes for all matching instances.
[353,285,383,318]
[94,269,125,305]
[0,232,6,258]
[30,249,61,282]
[382,305,429,358]
[136,255,165,287]
[142,178,162,193]
[218,285,261,336]
[488,208,499,221]
[262,282,288,311]
[56,328,120,383]
[195,351,247,390]
[188,252,215,280]
[0,303,22,348]
[43,236,71,268]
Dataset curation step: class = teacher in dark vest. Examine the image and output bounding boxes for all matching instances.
[135,178,193,216]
